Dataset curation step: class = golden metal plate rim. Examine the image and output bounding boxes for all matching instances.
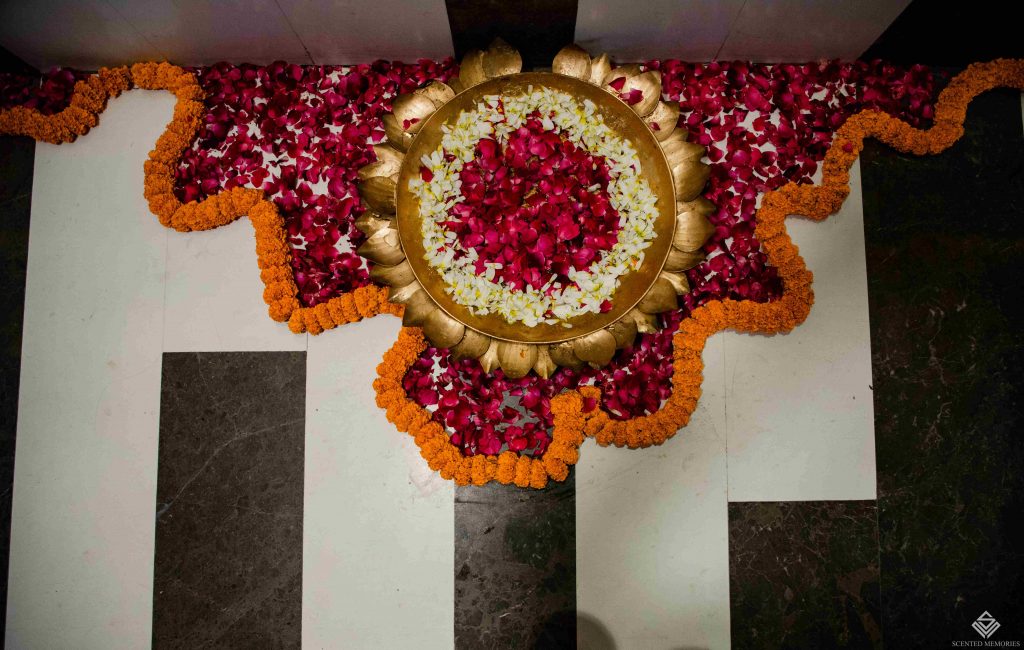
[394,71,678,345]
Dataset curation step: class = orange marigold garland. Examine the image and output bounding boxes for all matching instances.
[3,58,1023,487]
[562,59,1024,453]
[0,66,132,143]
[376,59,1024,485]
[0,61,398,329]
[130,63,302,324]
[374,326,586,488]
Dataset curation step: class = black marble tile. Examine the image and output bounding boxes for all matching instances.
[728,501,882,649]
[0,134,33,642]
[443,0,578,70]
[0,46,36,77]
[861,0,1024,67]
[153,352,306,649]
[0,134,34,206]
[454,473,575,649]
[862,88,1024,645]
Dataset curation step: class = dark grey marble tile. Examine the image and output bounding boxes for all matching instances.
[728,501,882,649]
[0,46,36,76]
[861,0,1024,67]
[0,134,34,206]
[443,0,578,70]
[0,135,33,641]
[153,352,305,650]
[455,473,575,649]
[862,87,1024,645]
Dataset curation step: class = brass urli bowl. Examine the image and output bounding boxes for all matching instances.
[397,72,676,345]
[355,42,714,378]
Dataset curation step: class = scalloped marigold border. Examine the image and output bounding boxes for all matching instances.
[374,58,1024,487]
[0,61,395,330]
[2,59,1022,488]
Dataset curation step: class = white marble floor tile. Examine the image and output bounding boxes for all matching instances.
[106,0,312,65]
[163,221,307,352]
[303,317,455,650]
[724,159,876,502]
[717,0,910,62]
[576,336,730,650]
[275,0,454,64]
[574,0,745,62]
[0,0,161,71]
[5,92,173,649]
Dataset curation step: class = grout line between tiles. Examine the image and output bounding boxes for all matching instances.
[271,0,316,65]
[714,0,749,61]
[722,331,733,648]
[98,0,169,62]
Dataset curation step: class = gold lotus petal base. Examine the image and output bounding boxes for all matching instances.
[357,41,715,375]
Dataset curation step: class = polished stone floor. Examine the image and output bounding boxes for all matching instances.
[0,78,1021,650]
[0,133,32,645]
[862,86,1024,647]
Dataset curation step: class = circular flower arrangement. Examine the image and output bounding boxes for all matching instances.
[357,41,715,378]
[410,88,659,327]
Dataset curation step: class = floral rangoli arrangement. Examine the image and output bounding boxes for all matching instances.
[2,43,1021,488]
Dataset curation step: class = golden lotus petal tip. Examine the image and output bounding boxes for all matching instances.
[459,50,487,89]
[415,81,456,107]
[482,38,523,78]
[450,328,492,361]
[382,113,414,151]
[552,45,592,81]
[423,309,467,349]
[496,341,537,379]
[391,93,436,134]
